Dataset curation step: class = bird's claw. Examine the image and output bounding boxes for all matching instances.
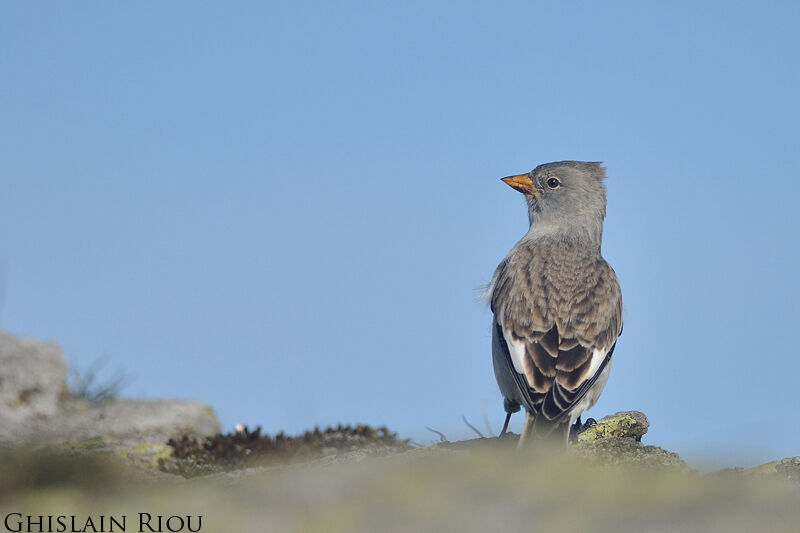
[568,416,597,443]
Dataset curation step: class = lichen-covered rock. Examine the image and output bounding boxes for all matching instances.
[0,330,67,422]
[577,411,649,442]
[567,411,690,470]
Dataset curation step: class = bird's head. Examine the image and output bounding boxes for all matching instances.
[502,161,608,238]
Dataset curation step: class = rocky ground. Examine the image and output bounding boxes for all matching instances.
[2,330,800,532]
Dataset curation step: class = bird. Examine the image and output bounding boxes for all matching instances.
[486,161,623,448]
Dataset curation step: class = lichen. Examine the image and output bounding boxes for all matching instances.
[577,411,649,443]
[127,442,174,468]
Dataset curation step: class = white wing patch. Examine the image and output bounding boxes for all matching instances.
[585,347,609,385]
[498,314,528,377]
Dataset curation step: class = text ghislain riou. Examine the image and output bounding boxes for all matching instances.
[3,513,201,533]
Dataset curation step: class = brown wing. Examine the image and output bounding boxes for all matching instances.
[491,242,622,423]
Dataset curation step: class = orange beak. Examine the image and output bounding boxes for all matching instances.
[501,174,536,195]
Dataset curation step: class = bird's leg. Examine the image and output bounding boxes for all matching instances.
[516,412,534,451]
[500,412,513,436]
[560,421,571,448]
[569,416,582,443]
[500,398,520,437]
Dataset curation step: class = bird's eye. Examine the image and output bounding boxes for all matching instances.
[546,177,561,189]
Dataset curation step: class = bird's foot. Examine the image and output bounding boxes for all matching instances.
[568,416,597,443]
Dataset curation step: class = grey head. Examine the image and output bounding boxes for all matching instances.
[502,161,608,243]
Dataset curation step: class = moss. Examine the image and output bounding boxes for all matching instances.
[0,448,122,497]
[51,436,111,452]
[159,424,410,478]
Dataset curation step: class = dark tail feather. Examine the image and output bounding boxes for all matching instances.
[531,416,570,446]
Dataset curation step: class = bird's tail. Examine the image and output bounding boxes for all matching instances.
[518,413,570,449]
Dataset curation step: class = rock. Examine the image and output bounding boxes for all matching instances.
[708,456,800,486]
[726,460,780,477]
[569,411,689,470]
[752,457,800,484]
[0,330,219,472]
[577,410,649,442]
[0,330,67,423]
[10,398,220,447]
[775,456,800,483]
[573,437,690,470]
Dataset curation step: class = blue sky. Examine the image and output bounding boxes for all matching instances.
[1,1,798,467]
